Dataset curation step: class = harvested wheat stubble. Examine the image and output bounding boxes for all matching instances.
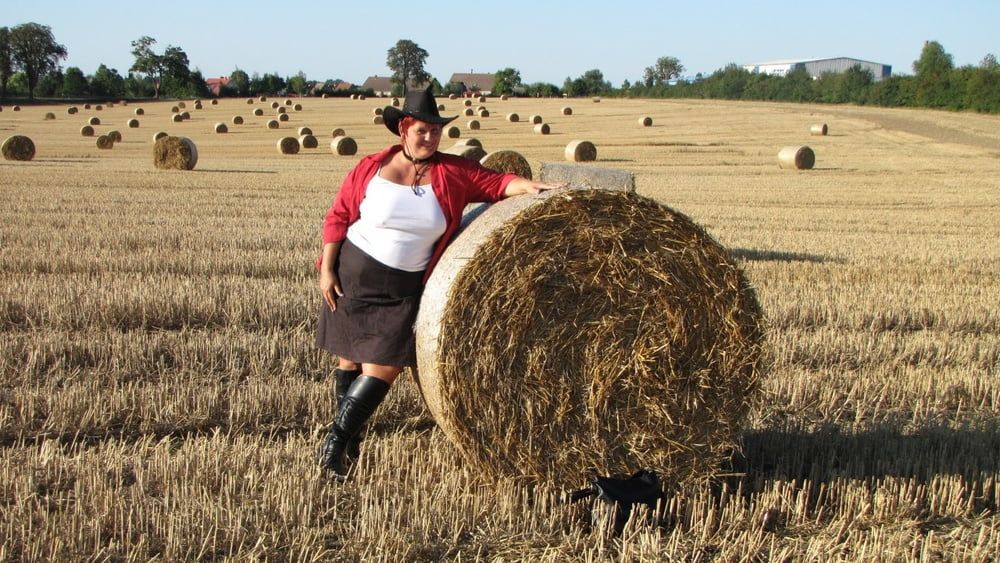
[640,116,653,126]
[454,138,482,148]
[540,163,635,192]
[127,118,140,128]
[44,112,55,120]
[95,135,114,149]
[153,136,198,170]
[507,113,520,122]
[232,115,244,125]
[562,107,573,115]
[810,123,829,136]
[468,119,480,130]
[277,137,300,155]
[442,143,486,161]
[534,123,551,135]
[480,150,532,179]
[777,145,816,170]
[331,128,346,137]
[298,126,313,136]
[107,130,122,142]
[152,131,168,142]
[80,125,94,137]
[415,188,764,485]
[299,134,318,149]
[89,116,101,125]
[331,136,358,156]
[447,126,461,138]
[566,140,597,162]
[2,135,36,161]
[215,122,228,133]
[67,106,78,114]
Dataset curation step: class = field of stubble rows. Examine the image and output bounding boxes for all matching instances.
[1,94,998,560]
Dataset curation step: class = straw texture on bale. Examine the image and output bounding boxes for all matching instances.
[639,116,653,126]
[331,136,358,156]
[95,104,103,111]
[44,112,56,120]
[253,108,264,116]
[107,130,122,143]
[777,146,816,170]
[464,99,473,107]
[299,134,318,149]
[276,106,286,114]
[477,95,486,103]
[414,188,765,485]
[95,135,114,149]
[80,125,95,137]
[534,123,551,135]
[298,126,313,136]
[171,114,183,123]
[128,118,140,128]
[259,96,267,102]
[271,102,280,109]
[215,122,228,133]
[284,99,293,106]
[810,123,829,136]
[152,131,168,142]
[468,119,480,130]
[89,117,101,125]
[153,136,198,170]
[373,115,384,125]
[232,115,244,125]
[331,128,346,138]
[442,143,486,162]
[562,107,573,115]
[180,111,191,120]
[170,106,179,113]
[480,150,532,179]
[67,106,78,115]
[478,109,490,117]
[277,137,300,155]
[373,107,384,116]
[454,138,482,148]
[134,108,144,115]
[267,119,279,129]
[2,135,36,161]
[294,103,303,111]
[506,113,520,122]
[530,115,543,124]
[193,102,203,110]
[447,126,461,139]
[279,114,289,122]
[566,140,597,162]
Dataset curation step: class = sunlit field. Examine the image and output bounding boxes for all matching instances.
[1,94,998,560]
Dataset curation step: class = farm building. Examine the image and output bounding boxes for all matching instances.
[205,77,230,96]
[448,73,497,96]
[743,57,892,81]
[361,75,431,96]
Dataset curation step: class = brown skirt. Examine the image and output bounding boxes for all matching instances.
[315,238,425,367]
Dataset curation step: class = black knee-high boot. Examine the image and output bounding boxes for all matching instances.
[333,367,364,459]
[320,375,391,479]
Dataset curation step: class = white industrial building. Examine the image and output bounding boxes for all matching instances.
[743,57,892,81]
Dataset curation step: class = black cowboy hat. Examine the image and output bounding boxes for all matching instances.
[382,89,457,135]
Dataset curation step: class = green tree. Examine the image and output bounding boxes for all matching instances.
[130,37,192,98]
[250,72,285,95]
[493,67,522,96]
[913,40,954,107]
[228,68,250,96]
[288,70,308,96]
[62,66,88,97]
[91,64,125,98]
[9,22,67,100]
[525,82,559,97]
[36,69,63,97]
[0,27,12,101]
[643,56,685,86]
[980,53,999,71]
[130,36,164,98]
[386,39,430,94]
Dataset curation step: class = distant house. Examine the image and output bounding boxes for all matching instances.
[362,75,395,96]
[448,72,497,96]
[206,77,231,96]
[334,82,354,92]
[743,57,892,81]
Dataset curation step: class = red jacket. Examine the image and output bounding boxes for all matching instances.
[320,145,517,283]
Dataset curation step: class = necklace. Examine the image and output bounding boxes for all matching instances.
[411,160,429,196]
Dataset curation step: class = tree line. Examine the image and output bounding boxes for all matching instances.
[2,25,997,114]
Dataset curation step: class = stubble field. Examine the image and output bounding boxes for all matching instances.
[1,94,998,561]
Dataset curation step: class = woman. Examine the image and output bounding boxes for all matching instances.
[316,89,562,479]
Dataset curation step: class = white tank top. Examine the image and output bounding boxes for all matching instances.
[346,173,447,271]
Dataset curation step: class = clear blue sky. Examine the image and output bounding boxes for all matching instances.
[5,0,998,85]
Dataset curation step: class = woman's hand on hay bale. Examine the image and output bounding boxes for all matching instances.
[320,242,344,311]
[503,178,567,197]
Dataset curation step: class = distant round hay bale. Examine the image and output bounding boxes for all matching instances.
[463,99,472,107]
[331,127,346,137]
[170,105,180,113]
[372,107,383,116]
[44,112,56,120]
[172,113,183,123]
[134,108,144,116]
[278,113,289,122]
[177,102,186,109]
[562,106,573,116]
[477,95,486,103]
[193,102,203,110]
[530,114,543,124]
[373,115,384,124]
[284,99,293,106]
[253,108,264,116]
[299,134,318,149]
[298,126,313,136]
[533,123,551,135]
[96,135,114,149]
[478,108,490,117]
[454,138,482,148]
[442,143,486,161]
[437,104,445,111]
[80,125,95,137]
[414,188,765,485]
[89,116,101,125]
[259,96,267,102]
[107,130,123,142]
[211,99,218,105]
[267,119,279,129]
[480,150,532,179]
[94,104,103,111]
[810,123,828,136]
[276,106,287,114]
[293,103,303,111]
[2,135,36,161]
[84,103,91,110]
[12,105,21,111]
[639,116,653,127]
[127,118,140,128]
[500,94,509,101]
[506,113,519,122]
[154,136,198,170]
[215,122,228,133]
[180,111,190,120]
[322,93,329,99]
[592,97,601,103]
[464,108,475,116]
[476,106,486,113]
[447,125,461,138]
[391,97,400,106]
[448,94,457,100]
[247,98,254,104]
[565,140,597,162]
[153,131,168,142]
[467,119,480,130]
[777,146,815,170]
[359,95,366,100]
[271,102,280,109]
[232,115,244,125]
[277,137,300,155]
[331,136,358,156]
[350,94,357,100]
[67,106,78,115]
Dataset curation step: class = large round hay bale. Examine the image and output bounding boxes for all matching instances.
[276,106,287,114]
[331,128,346,138]
[134,108,144,116]
[777,146,815,170]
[271,102,280,109]
[462,99,471,107]
[449,93,457,100]
[94,104,103,111]
[107,130,123,143]
[1,135,36,161]
[215,122,228,133]
[153,131,168,142]
[438,104,446,111]
[84,103,91,110]
[478,108,490,117]
[372,107,383,116]
[480,150,532,179]
[44,112,56,120]
[127,118,140,128]
[89,116,101,126]
[80,125,95,137]
[96,135,114,149]
[177,101,186,109]
[298,126,313,136]
[299,134,318,149]
[810,123,828,136]
[534,123,551,135]
[331,136,358,156]
[259,96,267,102]
[277,136,300,155]
[267,119,279,129]
[253,108,264,116]
[181,111,192,120]
[464,108,475,117]
[67,106,78,115]
[468,119,480,130]
[562,106,573,116]
[211,99,218,105]
[247,98,255,104]
[477,95,486,103]
[446,126,461,139]
[391,97,400,106]
[565,140,596,162]
[358,95,366,100]
[12,105,21,111]
[193,101,203,110]
[153,136,198,170]
[373,115,384,125]
[284,99,293,106]
[593,96,601,103]
[279,113,290,122]
[500,94,509,101]
[170,105,180,113]
[506,113,519,122]
[454,138,482,148]
[530,114,543,125]
[232,115,244,125]
[172,113,183,123]
[294,103,303,111]
[415,188,765,485]
[639,116,653,127]
[442,143,486,161]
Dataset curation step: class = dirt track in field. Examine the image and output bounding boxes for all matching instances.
[829,106,1000,151]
